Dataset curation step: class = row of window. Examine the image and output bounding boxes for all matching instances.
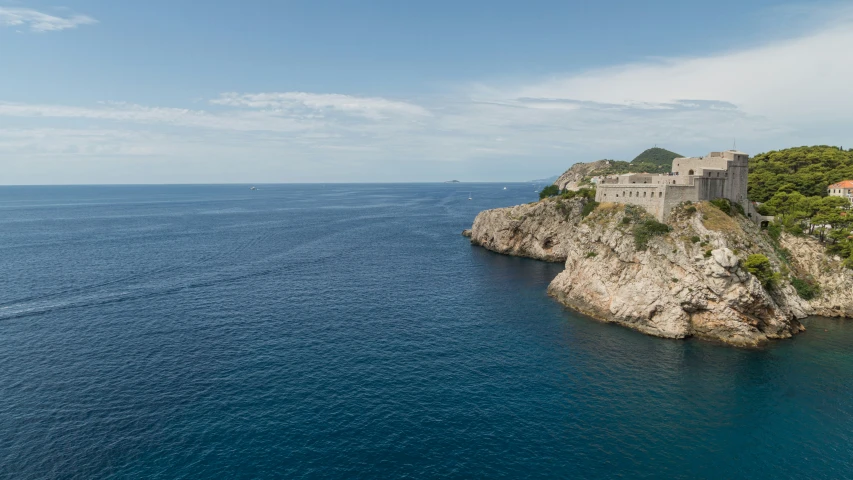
[601,191,664,198]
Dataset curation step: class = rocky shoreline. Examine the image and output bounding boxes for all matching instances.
[465,197,853,346]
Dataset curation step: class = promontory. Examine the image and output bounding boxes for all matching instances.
[465,146,853,346]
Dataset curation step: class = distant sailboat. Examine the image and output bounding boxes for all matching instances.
[468,192,472,200]
[503,187,507,190]
[250,186,257,191]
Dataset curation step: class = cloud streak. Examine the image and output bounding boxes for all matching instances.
[212,92,432,119]
[0,7,97,32]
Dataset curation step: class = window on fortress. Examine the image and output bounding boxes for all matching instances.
[643,192,647,197]
[659,192,662,197]
[688,170,694,175]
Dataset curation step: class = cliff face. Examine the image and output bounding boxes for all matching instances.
[468,198,853,346]
[780,235,853,318]
[554,160,612,191]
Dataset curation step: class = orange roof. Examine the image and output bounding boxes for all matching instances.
[828,180,853,189]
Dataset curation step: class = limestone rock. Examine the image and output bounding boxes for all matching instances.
[465,198,850,347]
[554,160,613,191]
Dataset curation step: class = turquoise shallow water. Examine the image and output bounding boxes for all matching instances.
[0,184,852,479]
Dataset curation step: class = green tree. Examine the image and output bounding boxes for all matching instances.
[539,185,560,200]
[742,254,779,289]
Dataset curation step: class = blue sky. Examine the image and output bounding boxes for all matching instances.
[1,0,851,184]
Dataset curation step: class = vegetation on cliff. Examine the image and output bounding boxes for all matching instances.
[742,254,779,289]
[539,185,561,199]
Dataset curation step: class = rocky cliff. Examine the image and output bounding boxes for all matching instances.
[554,160,612,191]
[467,198,853,346]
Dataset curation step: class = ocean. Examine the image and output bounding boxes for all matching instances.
[1,184,852,479]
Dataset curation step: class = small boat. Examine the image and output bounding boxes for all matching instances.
[503,187,507,190]
[250,186,257,190]
[468,193,472,200]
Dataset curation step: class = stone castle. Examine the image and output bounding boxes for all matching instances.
[594,150,765,223]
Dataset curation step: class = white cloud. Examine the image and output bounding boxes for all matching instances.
[212,92,431,119]
[0,7,97,32]
[502,9,853,122]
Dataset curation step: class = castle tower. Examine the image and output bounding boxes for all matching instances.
[722,150,749,212]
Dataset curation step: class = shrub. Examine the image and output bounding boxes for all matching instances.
[732,202,745,216]
[767,222,782,242]
[685,206,697,215]
[787,223,805,236]
[709,197,742,216]
[633,219,672,250]
[585,251,597,258]
[709,198,731,215]
[743,254,779,289]
[560,187,596,201]
[790,276,820,300]
[539,185,560,200]
[690,236,701,244]
[581,200,600,218]
[704,249,713,258]
[621,217,632,225]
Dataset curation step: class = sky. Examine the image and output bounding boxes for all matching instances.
[1,0,852,184]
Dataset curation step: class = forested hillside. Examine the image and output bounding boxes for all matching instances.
[748,146,853,201]
[748,146,853,269]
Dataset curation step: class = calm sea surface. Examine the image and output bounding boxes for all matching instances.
[1,184,852,479]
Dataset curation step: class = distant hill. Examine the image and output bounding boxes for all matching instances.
[530,175,559,184]
[631,147,682,167]
[553,147,682,190]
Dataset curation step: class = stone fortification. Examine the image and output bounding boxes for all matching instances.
[593,150,764,222]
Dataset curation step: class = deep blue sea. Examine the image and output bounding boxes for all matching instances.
[1,184,852,479]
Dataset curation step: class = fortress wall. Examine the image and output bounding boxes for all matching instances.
[596,184,667,220]
[661,185,701,220]
[696,176,727,201]
[593,150,754,223]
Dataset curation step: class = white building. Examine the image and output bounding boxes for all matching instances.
[828,180,853,203]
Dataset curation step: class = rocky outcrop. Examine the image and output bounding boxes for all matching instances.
[467,198,851,346]
[780,234,853,317]
[554,160,612,190]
